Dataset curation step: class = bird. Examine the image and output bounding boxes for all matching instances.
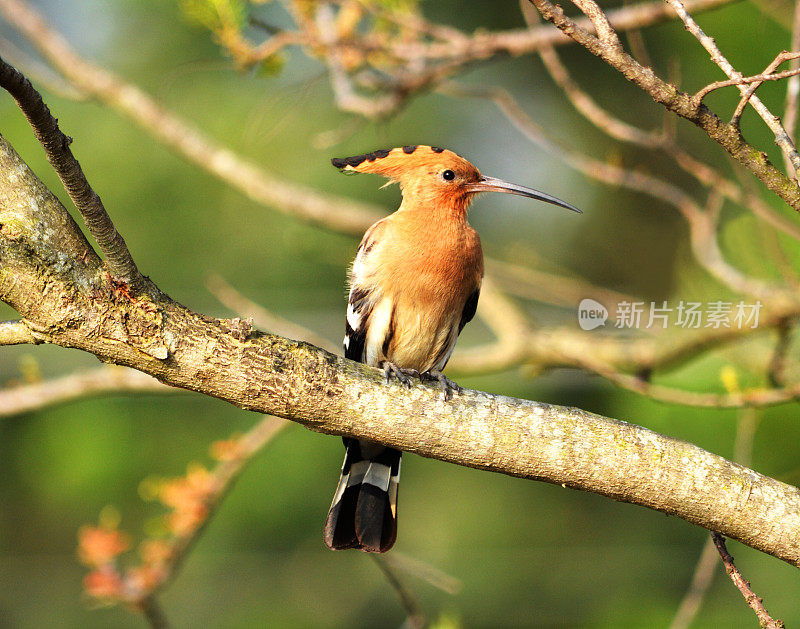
[323,145,581,553]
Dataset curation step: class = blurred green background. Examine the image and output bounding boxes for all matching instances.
[1,0,800,626]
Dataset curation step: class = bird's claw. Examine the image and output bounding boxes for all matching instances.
[383,364,462,400]
[383,362,418,389]
[421,370,462,401]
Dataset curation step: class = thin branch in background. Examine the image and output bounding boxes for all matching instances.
[730,52,800,124]
[0,366,174,418]
[569,351,800,408]
[447,277,533,375]
[529,0,800,212]
[486,258,641,313]
[0,54,142,289]
[205,273,339,354]
[767,319,794,387]
[669,536,720,629]
[518,25,800,247]
[79,416,289,623]
[621,10,655,68]
[665,0,800,177]
[518,0,664,147]
[526,0,781,235]
[0,36,85,100]
[0,0,380,237]
[784,0,800,176]
[136,596,169,629]
[312,3,404,118]
[384,0,734,62]
[758,218,800,288]
[711,533,785,629]
[443,82,790,301]
[693,62,800,107]
[524,0,800,257]
[381,552,462,596]
[371,556,426,629]
[0,320,36,345]
[671,384,760,629]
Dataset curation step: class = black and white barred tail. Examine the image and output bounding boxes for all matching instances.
[324,438,401,553]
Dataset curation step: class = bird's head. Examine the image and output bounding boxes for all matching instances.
[331,145,581,215]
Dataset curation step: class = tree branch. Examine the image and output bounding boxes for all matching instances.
[0,366,172,417]
[2,131,800,569]
[711,533,786,628]
[0,54,141,289]
[527,0,800,213]
[0,0,380,237]
[0,319,35,345]
[665,0,800,177]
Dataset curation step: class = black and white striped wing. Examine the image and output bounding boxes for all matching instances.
[343,224,383,363]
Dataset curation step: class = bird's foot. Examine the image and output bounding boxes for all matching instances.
[383,362,420,389]
[421,370,462,401]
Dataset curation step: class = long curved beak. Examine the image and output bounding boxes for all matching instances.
[467,176,582,213]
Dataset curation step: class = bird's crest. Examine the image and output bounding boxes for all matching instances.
[331,145,478,183]
[331,145,582,214]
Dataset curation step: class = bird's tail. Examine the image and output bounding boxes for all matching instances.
[324,438,400,553]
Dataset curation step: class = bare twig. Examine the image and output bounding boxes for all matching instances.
[0,36,85,100]
[767,319,794,387]
[0,366,173,418]
[671,402,760,629]
[711,533,785,628]
[486,259,640,312]
[665,0,800,177]
[730,52,800,124]
[693,60,800,105]
[0,0,380,237]
[669,536,720,629]
[205,274,339,354]
[383,0,736,62]
[528,0,800,212]
[381,552,462,596]
[371,556,426,629]
[443,82,792,302]
[0,320,35,345]
[784,1,800,175]
[534,30,664,146]
[136,596,170,629]
[0,54,142,289]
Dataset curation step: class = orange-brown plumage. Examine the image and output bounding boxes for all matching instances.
[324,145,579,554]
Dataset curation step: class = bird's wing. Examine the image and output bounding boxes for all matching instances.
[343,220,388,363]
[458,288,480,334]
[430,287,481,372]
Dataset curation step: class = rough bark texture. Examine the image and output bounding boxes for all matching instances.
[1,132,799,568]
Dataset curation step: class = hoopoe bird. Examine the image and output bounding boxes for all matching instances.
[323,145,580,553]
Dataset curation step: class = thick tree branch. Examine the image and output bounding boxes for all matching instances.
[2,133,800,569]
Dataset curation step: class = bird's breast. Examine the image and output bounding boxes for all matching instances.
[360,217,483,370]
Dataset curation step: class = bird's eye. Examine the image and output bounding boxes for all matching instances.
[442,169,456,181]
